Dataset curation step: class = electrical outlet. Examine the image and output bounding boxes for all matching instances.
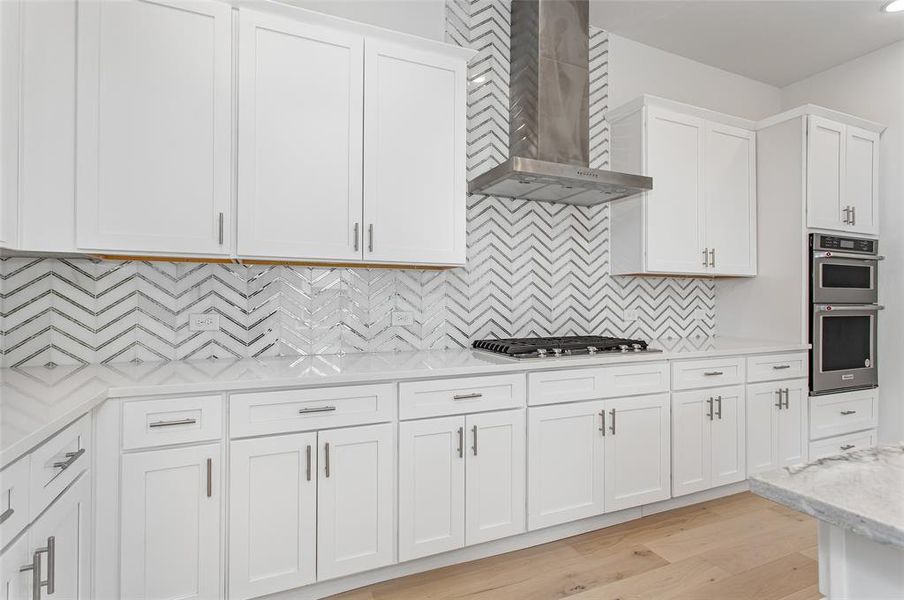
[693,309,707,321]
[622,309,639,322]
[392,311,414,327]
[189,313,220,332]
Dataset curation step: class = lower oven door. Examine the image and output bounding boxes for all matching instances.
[811,304,880,394]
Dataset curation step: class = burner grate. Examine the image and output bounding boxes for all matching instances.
[472,335,649,358]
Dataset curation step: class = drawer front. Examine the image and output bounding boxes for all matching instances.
[809,429,877,460]
[671,357,745,390]
[0,456,30,548]
[29,414,90,520]
[809,389,878,440]
[529,363,669,406]
[122,395,223,450]
[746,352,808,383]
[399,374,524,419]
[231,383,396,437]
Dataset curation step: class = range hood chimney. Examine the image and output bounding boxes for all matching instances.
[468,0,652,206]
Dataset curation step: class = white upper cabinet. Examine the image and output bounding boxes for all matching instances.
[609,97,757,277]
[363,40,467,266]
[76,0,233,256]
[237,11,364,261]
[807,116,879,236]
[0,0,19,249]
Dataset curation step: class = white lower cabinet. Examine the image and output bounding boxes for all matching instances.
[229,433,317,600]
[121,445,222,600]
[317,423,394,581]
[747,379,809,476]
[672,386,746,497]
[398,410,525,561]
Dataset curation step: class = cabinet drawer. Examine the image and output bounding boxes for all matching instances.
[809,389,878,440]
[231,383,396,437]
[0,456,30,548]
[809,429,877,460]
[122,395,223,450]
[671,356,745,390]
[29,414,90,520]
[399,374,524,419]
[528,362,669,406]
[746,352,808,383]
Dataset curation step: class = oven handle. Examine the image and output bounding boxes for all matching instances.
[813,251,884,261]
[814,304,884,313]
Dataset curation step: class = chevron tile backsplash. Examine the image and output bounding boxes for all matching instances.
[0,0,715,368]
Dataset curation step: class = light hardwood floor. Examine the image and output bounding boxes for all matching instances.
[330,492,820,600]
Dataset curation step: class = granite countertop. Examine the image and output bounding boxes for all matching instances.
[750,443,904,548]
[0,335,808,468]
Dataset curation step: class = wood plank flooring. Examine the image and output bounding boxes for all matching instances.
[330,492,820,600]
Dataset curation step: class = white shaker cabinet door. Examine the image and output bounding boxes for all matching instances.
[229,433,317,600]
[465,410,526,545]
[604,393,671,511]
[317,423,394,581]
[76,0,232,256]
[398,416,465,562]
[807,116,846,232]
[710,387,746,487]
[644,108,706,274]
[671,390,712,497]
[746,382,781,476]
[844,125,879,236]
[777,380,809,468]
[528,400,605,530]
[121,445,222,600]
[704,122,756,276]
[363,39,467,266]
[0,0,18,250]
[237,10,364,261]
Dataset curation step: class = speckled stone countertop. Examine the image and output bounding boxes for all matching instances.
[750,443,904,548]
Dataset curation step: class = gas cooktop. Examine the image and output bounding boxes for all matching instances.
[472,335,660,359]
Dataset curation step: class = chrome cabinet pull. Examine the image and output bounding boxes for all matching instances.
[851,206,856,226]
[702,248,709,267]
[0,507,13,525]
[775,389,783,409]
[609,408,616,435]
[353,222,360,252]
[782,388,790,410]
[368,224,373,252]
[840,410,857,416]
[324,443,330,478]
[218,212,224,245]
[709,248,716,268]
[457,427,464,458]
[149,418,197,428]
[772,364,791,370]
[453,393,482,401]
[45,536,55,594]
[52,448,86,471]
[840,444,856,451]
[206,458,212,498]
[19,548,42,600]
[703,371,723,377]
[707,398,714,420]
[842,206,851,224]
[472,425,478,456]
[599,410,606,436]
[716,396,723,420]
[298,406,337,414]
[306,445,312,481]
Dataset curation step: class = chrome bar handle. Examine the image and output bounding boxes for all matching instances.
[306,445,312,481]
[840,410,857,416]
[709,248,716,268]
[149,418,197,428]
[324,443,330,478]
[457,427,464,458]
[52,448,86,471]
[218,212,224,245]
[45,536,55,595]
[608,408,616,435]
[703,371,724,377]
[716,396,723,420]
[599,410,606,436]
[353,222,359,252]
[772,364,791,370]
[702,248,709,267]
[775,389,783,409]
[783,388,790,410]
[851,206,856,226]
[368,224,373,253]
[19,548,42,600]
[298,406,337,414]
[206,458,212,498]
[707,397,714,420]
[841,206,849,224]
[0,507,13,525]
[472,425,478,456]
[840,444,856,451]
[453,393,482,401]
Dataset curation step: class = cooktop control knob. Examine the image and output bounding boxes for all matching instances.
[632,343,643,352]
[587,346,598,354]
[552,348,563,357]
[619,344,629,352]
[537,348,547,357]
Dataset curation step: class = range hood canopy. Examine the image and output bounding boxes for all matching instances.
[468,0,652,205]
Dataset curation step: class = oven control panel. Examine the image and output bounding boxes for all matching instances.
[812,234,877,255]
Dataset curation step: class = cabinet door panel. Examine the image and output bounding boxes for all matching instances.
[317,423,394,580]
[711,387,746,487]
[671,390,711,497]
[604,393,670,511]
[0,0,18,249]
[845,126,879,236]
[645,108,705,274]
[237,11,364,260]
[121,445,221,600]
[528,401,605,530]
[229,433,317,600]
[704,123,756,276]
[465,410,525,545]
[363,40,466,265]
[398,416,465,561]
[77,0,231,255]
[807,116,846,231]
[0,534,30,600]
[778,380,809,468]
[747,382,780,476]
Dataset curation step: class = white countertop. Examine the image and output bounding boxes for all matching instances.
[0,336,808,468]
[750,444,904,548]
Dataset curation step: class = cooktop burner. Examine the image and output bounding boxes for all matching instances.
[472,335,659,359]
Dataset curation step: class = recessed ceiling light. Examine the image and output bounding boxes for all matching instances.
[883,0,904,13]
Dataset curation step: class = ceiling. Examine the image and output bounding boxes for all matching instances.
[590,1,904,87]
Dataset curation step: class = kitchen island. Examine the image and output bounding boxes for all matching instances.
[751,443,904,600]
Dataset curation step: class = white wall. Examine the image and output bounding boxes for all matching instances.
[608,34,782,120]
[280,0,446,41]
[782,40,904,443]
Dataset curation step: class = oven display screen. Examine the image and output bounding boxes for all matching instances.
[841,240,855,249]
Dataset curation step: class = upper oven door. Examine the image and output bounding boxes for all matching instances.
[811,304,879,394]
[812,252,879,304]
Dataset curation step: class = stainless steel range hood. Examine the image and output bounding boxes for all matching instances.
[468,0,652,206]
